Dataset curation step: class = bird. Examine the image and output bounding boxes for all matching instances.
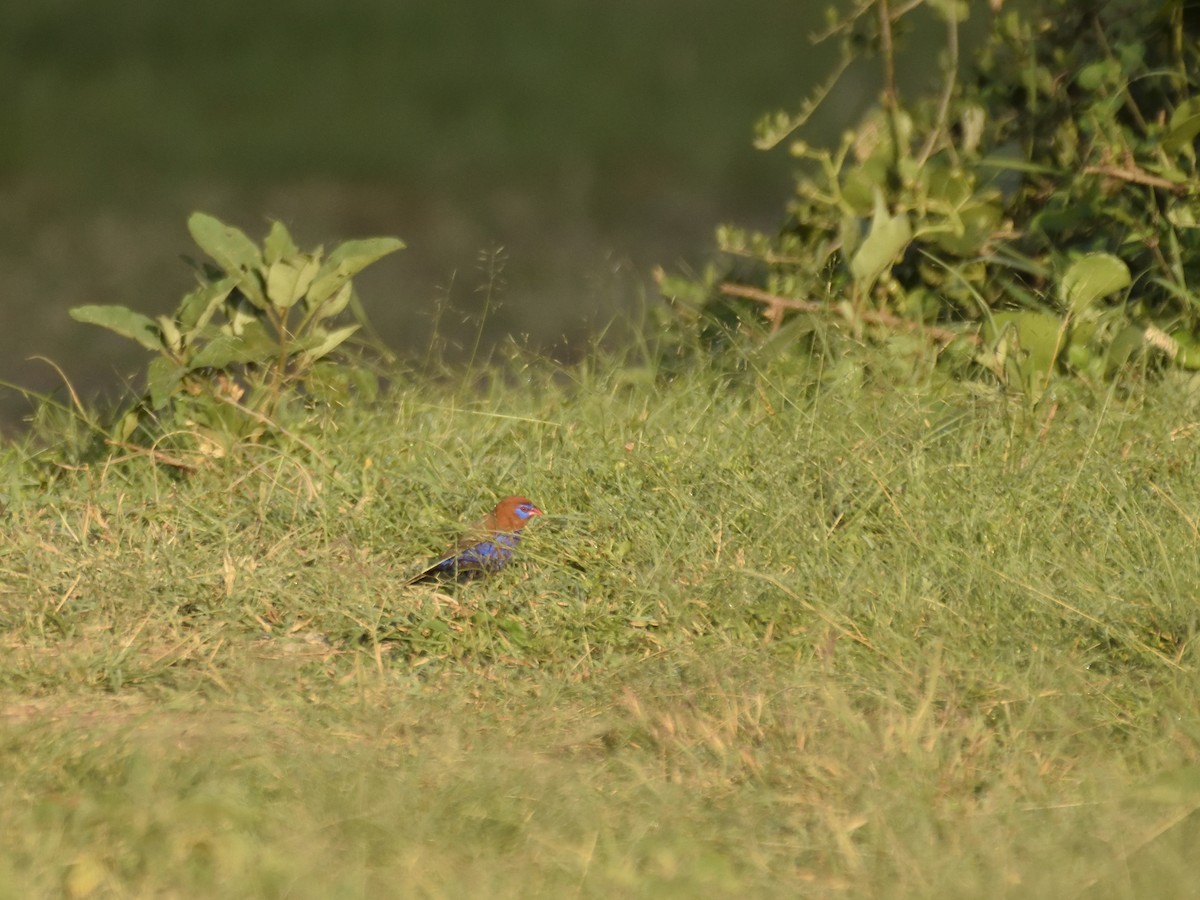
[406,495,543,584]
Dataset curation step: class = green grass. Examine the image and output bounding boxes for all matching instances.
[3,337,1200,897]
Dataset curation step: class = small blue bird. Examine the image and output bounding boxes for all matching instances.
[407,495,543,584]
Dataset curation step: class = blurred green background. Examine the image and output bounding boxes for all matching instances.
[0,0,860,425]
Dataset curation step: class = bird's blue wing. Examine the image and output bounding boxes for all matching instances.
[417,532,521,582]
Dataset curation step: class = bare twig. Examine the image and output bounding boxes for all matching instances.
[915,6,960,168]
[105,441,201,473]
[1082,164,1185,193]
[718,282,978,346]
[878,0,897,112]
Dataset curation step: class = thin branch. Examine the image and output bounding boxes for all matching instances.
[718,282,978,346]
[105,441,201,472]
[1082,163,1186,193]
[878,0,897,112]
[916,6,960,168]
[810,0,877,44]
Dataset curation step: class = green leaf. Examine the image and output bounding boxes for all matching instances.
[838,213,862,262]
[928,199,1002,256]
[115,409,141,442]
[1060,253,1131,314]
[157,315,182,353]
[307,237,405,304]
[187,213,262,275]
[70,305,162,352]
[187,334,248,371]
[146,356,185,409]
[849,190,912,289]
[298,324,360,366]
[1165,97,1200,155]
[266,254,321,309]
[189,323,278,370]
[1076,59,1117,91]
[988,310,1066,378]
[1032,201,1098,236]
[177,277,236,334]
[231,276,269,311]
[262,220,301,265]
[1166,200,1200,229]
[1169,331,1200,369]
[307,281,354,323]
[225,296,263,336]
[1065,339,1096,373]
[188,213,267,307]
[1105,324,1145,373]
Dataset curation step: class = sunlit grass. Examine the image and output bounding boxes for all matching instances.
[2,340,1200,897]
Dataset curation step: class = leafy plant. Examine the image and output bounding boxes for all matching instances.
[71,212,404,452]
[660,0,1200,397]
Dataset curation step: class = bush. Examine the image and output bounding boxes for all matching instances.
[70,213,403,456]
[659,0,1200,397]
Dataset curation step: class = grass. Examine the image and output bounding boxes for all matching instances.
[2,333,1200,897]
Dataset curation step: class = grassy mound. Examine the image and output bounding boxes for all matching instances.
[2,344,1199,896]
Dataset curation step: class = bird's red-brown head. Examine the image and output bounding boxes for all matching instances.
[487,496,543,533]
